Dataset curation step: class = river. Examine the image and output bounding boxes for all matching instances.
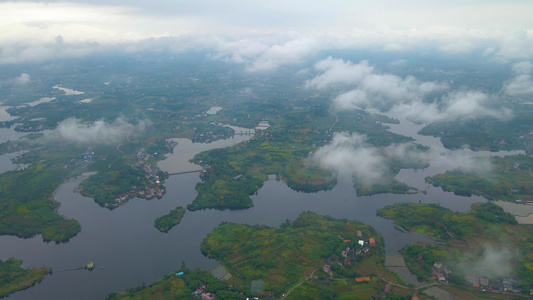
[0,116,521,299]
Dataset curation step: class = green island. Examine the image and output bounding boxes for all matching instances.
[426,154,533,201]
[154,206,186,233]
[0,258,51,298]
[108,212,419,299]
[378,202,533,298]
[201,211,394,299]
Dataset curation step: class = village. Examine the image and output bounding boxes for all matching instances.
[108,148,168,207]
[322,230,378,280]
[419,258,527,295]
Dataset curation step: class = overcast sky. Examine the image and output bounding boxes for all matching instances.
[1,0,533,65]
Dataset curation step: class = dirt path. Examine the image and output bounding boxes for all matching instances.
[281,268,320,298]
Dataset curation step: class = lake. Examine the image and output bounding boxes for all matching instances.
[0,116,520,299]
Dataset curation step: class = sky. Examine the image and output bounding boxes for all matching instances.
[1,0,533,66]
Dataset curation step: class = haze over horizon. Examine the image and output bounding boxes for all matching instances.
[1,0,533,68]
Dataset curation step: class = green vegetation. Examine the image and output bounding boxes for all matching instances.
[0,143,83,242]
[201,211,387,298]
[379,203,533,293]
[426,154,533,201]
[105,268,245,300]
[401,244,450,281]
[0,258,51,298]
[377,202,516,241]
[154,206,186,233]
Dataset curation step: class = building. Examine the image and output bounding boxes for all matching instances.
[323,264,330,273]
[369,238,376,247]
[480,278,489,286]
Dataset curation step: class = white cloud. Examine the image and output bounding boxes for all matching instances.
[307,57,511,123]
[307,58,447,104]
[311,131,496,187]
[497,30,533,60]
[245,37,320,72]
[503,74,533,96]
[511,61,533,74]
[0,1,532,69]
[48,117,148,144]
[503,61,533,95]
[391,91,512,123]
[11,73,31,85]
[310,132,386,184]
[305,58,374,89]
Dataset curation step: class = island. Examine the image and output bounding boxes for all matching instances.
[154,206,186,233]
[378,202,533,298]
[425,154,533,202]
[108,212,418,299]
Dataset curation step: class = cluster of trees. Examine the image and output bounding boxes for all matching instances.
[154,207,186,233]
[475,202,517,224]
[378,203,467,241]
[402,244,448,280]
[426,170,506,199]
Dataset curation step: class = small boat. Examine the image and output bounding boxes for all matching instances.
[86,262,95,270]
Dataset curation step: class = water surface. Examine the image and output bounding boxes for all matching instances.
[0,117,517,299]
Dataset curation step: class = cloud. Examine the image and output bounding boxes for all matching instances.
[455,245,515,279]
[391,91,512,123]
[426,149,494,174]
[503,61,533,96]
[310,132,386,184]
[13,73,31,85]
[307,58,447,108]
[245,37,320,72]
[47,117,148,144]
[503,74,533,96]
[511,61,533,74]
[1,1,533,67]
[3,73,31,86]
[305,58,374,89]
[497,30,533,60]
[310,132,429,185]
[307,57,511,123]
